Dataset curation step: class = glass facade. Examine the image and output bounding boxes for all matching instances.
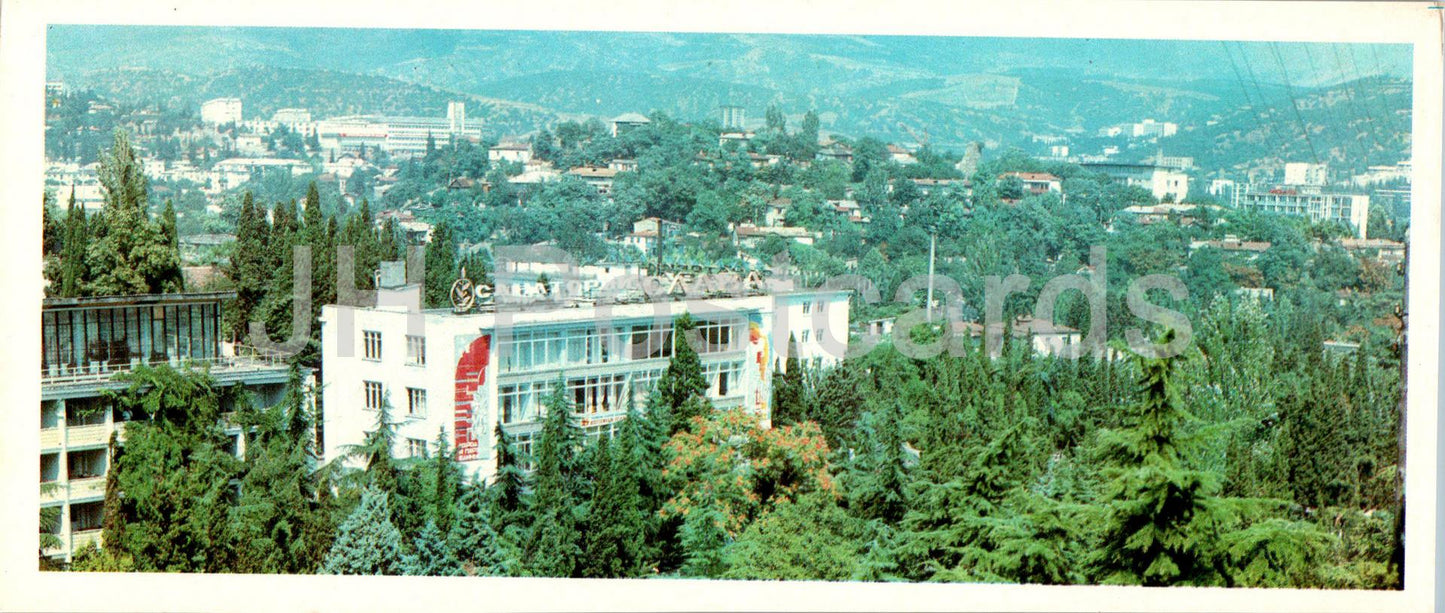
[41,297,223,378]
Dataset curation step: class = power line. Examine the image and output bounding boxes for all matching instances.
[1366,45,1407,138]
[1328,44,1386,159]
[1268,42,1320,165]
[1235,42,1290,168]
[1221,41,1288,164]
[1302,44,1368,165]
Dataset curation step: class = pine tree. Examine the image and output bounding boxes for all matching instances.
[403,520,463,576]
[523,380,585,576]
[1090,337,1230,586]
[658,313,709,434]
[679,502,729,578]
[320,488,406,575]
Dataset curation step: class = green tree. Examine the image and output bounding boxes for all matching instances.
[86,129,182,295]
[679,501,729,578]
[404,520,463,576]
[724,491,861,581]
[658,314,709,434]
[523,381,585,576]
[424,221,457,309]
[770,335,807,426]
[581,435,648,577]
[101,365,238,572]
[1090,339,1231,586]
[59,192,89,297]
[320,488,406,575]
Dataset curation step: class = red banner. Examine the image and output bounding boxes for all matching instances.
[453,334,490,461]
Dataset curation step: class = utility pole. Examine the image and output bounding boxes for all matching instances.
[926,231,936,324]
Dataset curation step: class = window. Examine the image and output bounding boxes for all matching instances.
[363,330,382,360]
[71,501,104,532]
[801,330,810,343]
[802,301,811,314]
[41,453,60,483]
[407,388,427,418]
[816,328,825,344]
[406,335,426,366]
[364,381,384,410]
[407,438,429,459]
[67,448,106,480]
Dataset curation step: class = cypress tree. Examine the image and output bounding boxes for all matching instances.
[423,221,457,308]
[582,435,647,577]
[60,192,89,297]
[771,334,806,426]
[489,422,527,526]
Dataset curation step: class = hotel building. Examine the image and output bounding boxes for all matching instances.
[1234,186,1371,238]
[319,281,850,482]
[39,292,300,563]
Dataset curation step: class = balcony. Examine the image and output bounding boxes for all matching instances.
[71,529,102,553]
[40,428,61,450]
[66,423,111,448]
[42,346,292,390]
[40,483,64,505]
[68,476,106,501]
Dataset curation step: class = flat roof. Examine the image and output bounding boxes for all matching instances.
[43,291,236,309]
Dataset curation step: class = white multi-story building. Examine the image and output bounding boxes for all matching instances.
[315,102,481,158]
[1283,162,1329,187]
[40,293,300,563]
[200,97,243,125]
[1235,186,1371,238]
[272,108,313,130]
[1130,118,1178,139]
[319,279,850,482]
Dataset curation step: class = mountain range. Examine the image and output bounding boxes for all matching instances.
[46,26,1413,173]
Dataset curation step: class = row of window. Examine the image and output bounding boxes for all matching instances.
[360,330,427,366]
[363,381,428,418]
[497,319,743,374]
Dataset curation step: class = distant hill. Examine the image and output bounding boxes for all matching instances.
[47,26,1413,174]
[71,66,559,137]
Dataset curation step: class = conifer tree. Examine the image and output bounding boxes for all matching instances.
[1090,337,1229,586]
[228,192,270,340]
[847,399,909,524]
[449,482,511,575]
[489,423,527,527]
[60,191,89,297]
[770,334,806,426]
[524,380,585,576]
[679,502,729,578]
[404,520,463,576]
[424,221,457,308]
[321,488,405,575]
[86,129,182,295]
[658,313,709,433]
[582,435,647,577]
